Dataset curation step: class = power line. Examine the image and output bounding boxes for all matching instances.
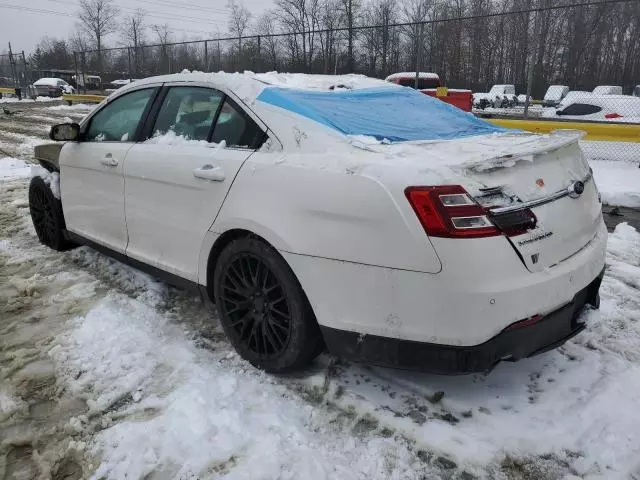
[33,0,229,27]
[0,3,73,17]
[129,0,229,15]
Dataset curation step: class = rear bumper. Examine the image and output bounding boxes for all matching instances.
[321,268,604,374]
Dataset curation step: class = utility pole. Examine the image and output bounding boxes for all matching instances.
[8,43,17,88]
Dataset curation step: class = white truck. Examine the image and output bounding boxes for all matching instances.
[473,84,517,109]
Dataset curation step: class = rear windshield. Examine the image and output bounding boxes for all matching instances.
[257,86,506,142]
[396,77,440,89]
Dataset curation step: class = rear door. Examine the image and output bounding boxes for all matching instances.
[123,84,266,281]
[59,87,158,253]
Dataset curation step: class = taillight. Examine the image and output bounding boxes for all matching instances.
[605,113,622,119]
[405,185,536,239]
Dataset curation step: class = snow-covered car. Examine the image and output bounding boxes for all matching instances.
[592,85,622,95]
[555,95,640,121]
[33,78,75,97]
[473,84,517,108]
[385,72,473,111]
[30,72,607,374]
[105,79,138,94]
[543,85,569,107]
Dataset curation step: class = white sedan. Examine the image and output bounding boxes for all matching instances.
[30,72,606,374]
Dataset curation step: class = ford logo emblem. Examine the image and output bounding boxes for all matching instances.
[568,180,585,198]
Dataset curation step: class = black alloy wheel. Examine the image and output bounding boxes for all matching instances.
[28,176,74,251]
[220,253,292,357]
[213,237,324,373]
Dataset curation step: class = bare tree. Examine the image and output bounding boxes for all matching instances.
[339,0,361,72]
[121,9,146,49]
[120,9,146,76]
[77,0,119,71]
[152,24,172,73]
[256,11,281,70]
[227,0,252,53]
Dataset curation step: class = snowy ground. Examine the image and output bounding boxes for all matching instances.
[2,102,640,479]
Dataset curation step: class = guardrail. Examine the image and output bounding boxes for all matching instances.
[62,94,106,105]
[0,87,17,96]
[486,118,640,143]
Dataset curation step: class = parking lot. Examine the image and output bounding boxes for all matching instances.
[2,100,640,479]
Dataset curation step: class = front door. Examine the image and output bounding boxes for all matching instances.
[124,86,266,281]
[59,87,158,253]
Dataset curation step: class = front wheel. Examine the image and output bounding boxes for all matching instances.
[213,237,323,373]
[29,176,74,251]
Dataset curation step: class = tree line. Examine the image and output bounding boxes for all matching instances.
[26,0,640,96]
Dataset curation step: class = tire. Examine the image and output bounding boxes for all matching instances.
[28,176,74,251]
[213,237,324,373]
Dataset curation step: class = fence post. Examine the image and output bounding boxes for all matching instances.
[127,47,132,79]
[8,43,17,89]
[257,36,261,73]
[204,40,209,71]
[82,52,88,93]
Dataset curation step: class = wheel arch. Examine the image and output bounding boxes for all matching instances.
[202,227,314,319]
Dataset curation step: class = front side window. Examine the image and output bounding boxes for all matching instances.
[557,103,602,116]
[152,87,223,141]
[85,88,155,142]
[212,99,265,148]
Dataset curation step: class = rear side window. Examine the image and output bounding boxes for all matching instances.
[212,99,266,149]
[152,87,223,141]
[558,103,602,116]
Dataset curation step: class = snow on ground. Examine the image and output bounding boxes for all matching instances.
[591,159,640,208]
[0,157,31,180]
[0,96,60,104]
[46,103,96,112]
[2,99,640,479]
[50,293,425,480]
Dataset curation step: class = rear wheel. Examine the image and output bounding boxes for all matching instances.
[213,237,323,373]
[29,176,74,251]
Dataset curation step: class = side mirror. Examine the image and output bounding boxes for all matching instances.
[50,123,80,141]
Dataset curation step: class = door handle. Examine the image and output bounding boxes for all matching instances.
[193,165,225,181]
[100,154,118,167]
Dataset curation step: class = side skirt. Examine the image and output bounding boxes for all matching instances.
[65,231,213,305]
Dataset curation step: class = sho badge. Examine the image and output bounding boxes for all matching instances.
[517,231,553,246]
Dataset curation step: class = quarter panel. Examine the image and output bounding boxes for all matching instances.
[212,156,442,273]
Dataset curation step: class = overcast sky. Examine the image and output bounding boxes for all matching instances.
[1,0,270,54]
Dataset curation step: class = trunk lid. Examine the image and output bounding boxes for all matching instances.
[361,131,602,272]
[462,137,601,271]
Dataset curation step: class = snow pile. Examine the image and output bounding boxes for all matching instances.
[591,159,640,207]
[318,224,640,478]
[145,130,226,148]
[0,387,26,422]
[385,72,439,81]
[46,104,96,112]
[0,96,60,104]
[50,294,425,480]
[31,165,61,199]
[0,157,32,180]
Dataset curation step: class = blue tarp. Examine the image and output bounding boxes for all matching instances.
[257,86,507,142]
